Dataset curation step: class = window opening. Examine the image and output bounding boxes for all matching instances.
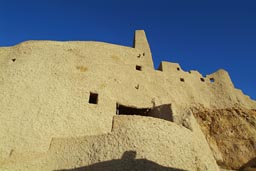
[210,78,215,83]
[136,65,142,71]
[89,92,98,104]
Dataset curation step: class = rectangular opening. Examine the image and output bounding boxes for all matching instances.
[210,78,215,83]
[136,65,142,71]
[116,103,150,115]
[89,92,98,104]
[116,103,173,122]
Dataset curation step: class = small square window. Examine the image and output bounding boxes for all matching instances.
[180,78,185,82]
[89,92,98,104]
[136,65,142,71]
[210,78,215,83]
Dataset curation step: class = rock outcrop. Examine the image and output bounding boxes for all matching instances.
[192,106,256,170]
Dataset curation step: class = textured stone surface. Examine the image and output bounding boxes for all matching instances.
[0,30,255,170]
[193,106,256,170]
[0,116,219,171]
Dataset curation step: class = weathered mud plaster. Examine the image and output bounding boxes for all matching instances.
[0,30,255,171]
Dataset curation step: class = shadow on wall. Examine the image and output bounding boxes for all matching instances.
[148,104,173,122]
[56,151,187,171]
[239,157,256,171]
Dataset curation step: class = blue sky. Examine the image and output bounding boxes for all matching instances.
[0,0,255,100]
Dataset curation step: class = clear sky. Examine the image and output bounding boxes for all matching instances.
[0,0,255,100]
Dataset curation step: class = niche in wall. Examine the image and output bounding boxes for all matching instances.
[116,103,173,122]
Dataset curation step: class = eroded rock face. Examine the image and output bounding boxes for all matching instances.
[192,106,256,170]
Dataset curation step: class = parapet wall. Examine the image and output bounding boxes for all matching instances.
[156,61,255,109]
[158,61,234,86]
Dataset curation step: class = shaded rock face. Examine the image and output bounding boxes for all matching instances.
[239,158,256,171]
[192,106,256,170]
